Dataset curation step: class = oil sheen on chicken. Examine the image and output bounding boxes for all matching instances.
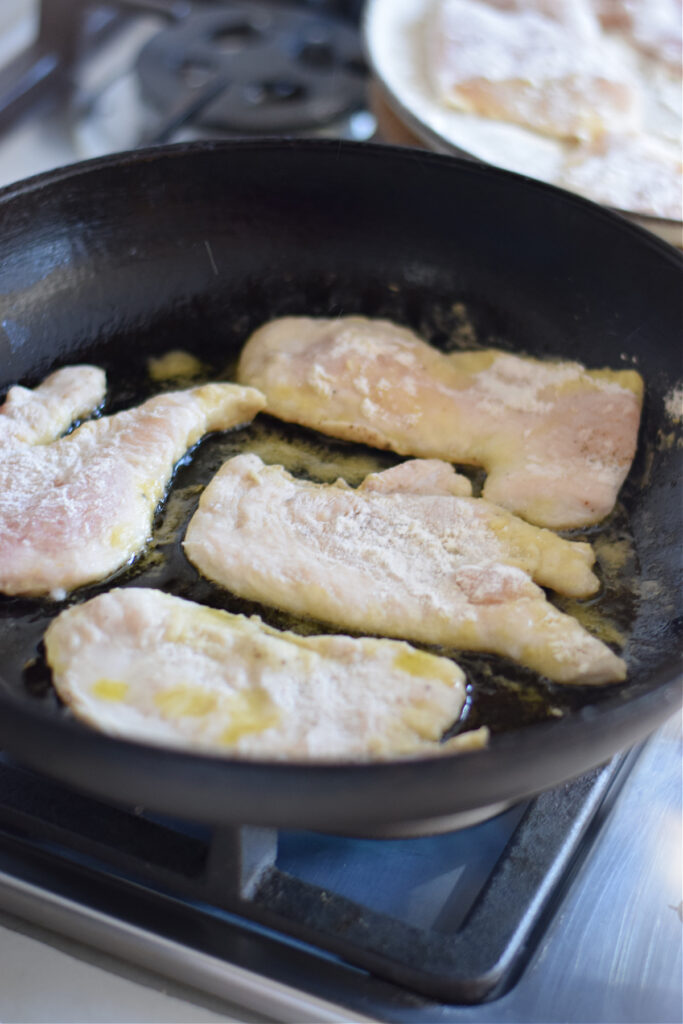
[184,453,626,684]
[237,316,643,529]
[44,588,487,760]
[0,366,265,596]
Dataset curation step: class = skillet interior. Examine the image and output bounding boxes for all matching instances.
[0,140,681,829]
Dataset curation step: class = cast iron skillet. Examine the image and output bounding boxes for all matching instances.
[0,140,680,831]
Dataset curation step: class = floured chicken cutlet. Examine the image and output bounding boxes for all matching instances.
[593,0,683,73]
[184,454,626,685]
[358,458,474,497]
[558,132,683,220]
[237,317,644,529]
[0,366,264,597]
[426,0,639,142]
[45,589,485,760]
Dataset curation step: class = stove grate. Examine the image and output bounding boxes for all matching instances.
[0,750,637,1005]
[135,2,367,137]
[0,1,368,141]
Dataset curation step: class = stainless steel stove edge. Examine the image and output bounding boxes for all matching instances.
[0,867,375,1024]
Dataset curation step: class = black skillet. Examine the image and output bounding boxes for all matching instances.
[0,140,681,831]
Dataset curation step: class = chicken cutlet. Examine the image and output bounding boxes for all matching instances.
[357,458,473,497]
[237,316,643,529]
[45,588,484,760]
[184,454,626,685]
[0,364,106,446]
[426,0,639,142]
[0,366,265,597]
[592,0,682,73]
[559,131,683,221]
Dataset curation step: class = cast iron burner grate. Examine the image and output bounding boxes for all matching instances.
[0,750,637,1008]
[136,2,367,137]
[0,1,368,142]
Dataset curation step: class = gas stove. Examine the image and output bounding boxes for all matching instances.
[0,4,681,1022]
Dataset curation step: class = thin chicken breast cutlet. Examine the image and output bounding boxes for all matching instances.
[0,365,265,596]
[237,316,643,529]
[45,588,487,760]
[184,454,626,685]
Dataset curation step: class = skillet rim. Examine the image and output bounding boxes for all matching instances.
[0,137,681,266]
[0,661,680,828]
[0,139,681,824]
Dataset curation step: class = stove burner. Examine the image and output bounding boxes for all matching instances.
[136,2,367,135]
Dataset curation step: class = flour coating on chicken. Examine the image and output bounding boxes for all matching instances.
[237,317,644,529]
[358,458,473,497]
[44,589,482,760]
[0,366,265,596]
[558,132,683,220]
[426,0,639,141]
[184,454,626,684]
[592,0,683,72]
